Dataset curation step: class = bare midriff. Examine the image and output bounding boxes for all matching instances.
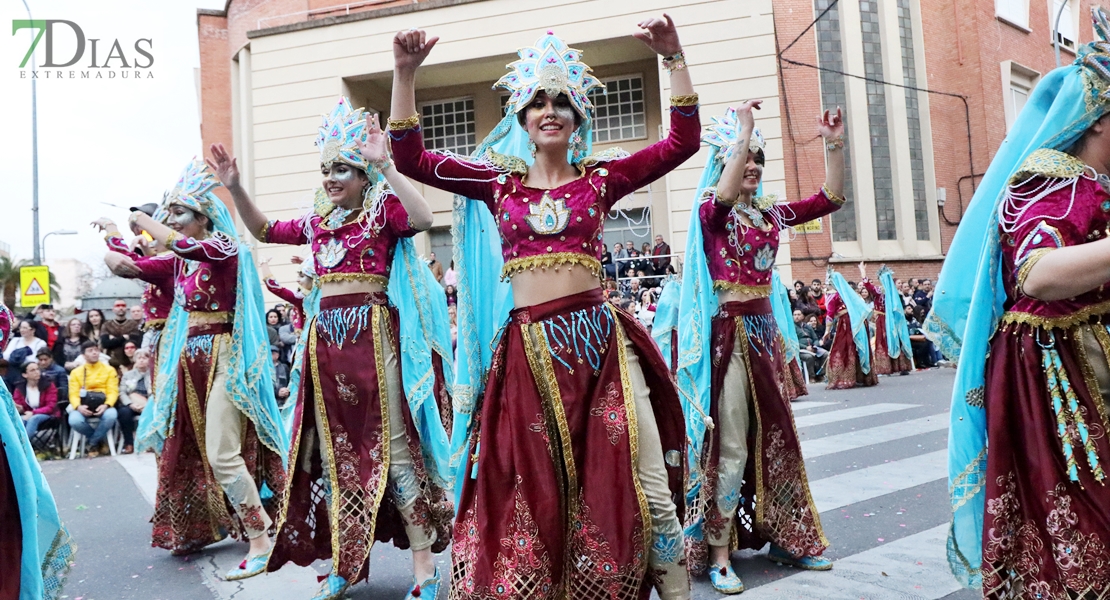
[319,279,386,298]
[510,263,602,307]
[717,289,766,305]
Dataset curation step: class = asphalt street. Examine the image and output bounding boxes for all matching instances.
[43,367,977,600]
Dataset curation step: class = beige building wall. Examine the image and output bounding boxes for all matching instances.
[238,0,783,285]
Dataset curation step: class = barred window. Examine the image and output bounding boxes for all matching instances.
[420,98,476,155]
[588,76,647,143]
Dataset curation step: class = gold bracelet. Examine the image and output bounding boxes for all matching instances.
[387,114,420,131]
[821,184,846,206]
[825,136,845,151]
[662,50,687,72]
[670,93,699,107]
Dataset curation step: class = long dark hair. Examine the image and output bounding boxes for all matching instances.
[83,309,105,337]
[18,361,52,393]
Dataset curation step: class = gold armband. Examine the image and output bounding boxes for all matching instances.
[1016,247,1053,296]
[387,114,420,131]
[822,185,846,206]
[670,94,699,107]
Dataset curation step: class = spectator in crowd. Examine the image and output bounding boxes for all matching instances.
[117,348,151,454]
[82,308,105,342]
[36,349,68,404]
[795,287,821,318]
[448,305,458,352]
[13,361,60,440]
[794,309,827,383]
[906,304,935,369]
[611,242,629,279]
[67,341,119,457]
[56,318,89,372]
[33,304,63,350]
[129,304,144,323]
[913,279,934,311]
[443,261,458,288]
[807,314,826,342]
[274,303,288,323]
[601,245,614,280]
[266,309,282,348]
[277,313,299,365]
[898,280,916,310]
[444,285,457,307]
[272,345,291,405]
[428,251,444,284]
[118,341,138,374]
[101,299,140,368]
[626,249,647,275]
[4,319,47,368]
[794,280,806,294]
[636,289,656,329]
[810,279,827,314]
[607,290,623,307]
[651,234,671,274]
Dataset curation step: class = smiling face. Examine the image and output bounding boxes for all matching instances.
[321,162,369,209]
[523,91,579,156]
[738,150,765,196]
[165,205,209,239]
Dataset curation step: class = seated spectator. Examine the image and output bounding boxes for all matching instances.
[625,278,644,301]
[117,348,152,454]
[610,242,628,280]
[4,320,47,389]
[636,290,657,329]
[907,305,936,369]
[795,288,821,318]
[118,340,138,374]
[83,308,105,343]
[272,345,291,406]
[13,361,60,440]
[36,349,68,403]
[67,342,119,457]
[807,314,827,344]
[55,318,89,372]
[101,299,139,369]
[794,309,827,383]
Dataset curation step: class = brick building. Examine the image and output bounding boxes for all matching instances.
[195,0,1108,287]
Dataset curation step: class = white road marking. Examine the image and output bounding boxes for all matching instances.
[801,414,948,458]
[810,449,948,513]
[790,401,839,411]
[792,403,918,428]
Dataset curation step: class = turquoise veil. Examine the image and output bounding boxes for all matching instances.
[878,266,913,362]
[138,159,288,465]
[771,269,802,368]
[651,279,681,364]
[828,270,872,375]
[924,20,1110,586]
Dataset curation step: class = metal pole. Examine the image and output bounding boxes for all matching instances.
[22,0,40,264]
[1054,0,1069,68]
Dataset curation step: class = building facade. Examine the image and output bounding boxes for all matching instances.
[196,0,1108,288]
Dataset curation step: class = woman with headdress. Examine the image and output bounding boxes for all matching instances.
[857,263,913,376]
[823,268,876,390]
[209,99,453,600]
[127,160,287,576]
[927,9,1110,595]
[390,18,695,599]
[674,99,842,593]
[0,300,76,600]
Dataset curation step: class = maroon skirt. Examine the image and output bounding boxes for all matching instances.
[687,299,827,573]
[268,293,452,584]
[0,437,21,600]
[825,313,878,390]
[782,355,809,401]
[451,288,685,600]
[871,313,913,375]
[980,320,1110,596]
[150,324,286,555]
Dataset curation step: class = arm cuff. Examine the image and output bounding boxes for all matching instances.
[387,114,421,131]
[822,185,846,206]
[1016,247,1053,296]
[258,220,273,243]
[670,94,699,107]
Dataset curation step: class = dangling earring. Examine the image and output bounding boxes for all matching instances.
[569,128,584,162]
[528,139,537,158]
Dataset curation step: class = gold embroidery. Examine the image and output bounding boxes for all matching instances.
[181,335,231,533]
[387,114,420,131]
[143,318,167,331]
[670,94,699,107]
[1016,247,1053,296]
[577,147,631,168]
[258,219,273,243]
[712,281,772,297]
[1000,298,1110,330]
[950,447,987,512]
[188,311,232,326]
[1009,148,1088,184]
[501,253,602,281]
[316,273,390,288]
[485,150,528,174]
[821,185,846,206]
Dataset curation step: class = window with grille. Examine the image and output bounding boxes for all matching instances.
[588,76,647,143]
[420,97,476,155]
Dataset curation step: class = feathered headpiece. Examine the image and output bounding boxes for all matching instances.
[702,106,766,163]
[163,158,221,212]
[316,97,371,172]
[496,31,604,118]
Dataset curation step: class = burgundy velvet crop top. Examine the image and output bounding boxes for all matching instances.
[261,192,418,288]
[163,232,239,315]
[390,100,701,280]
[700,187,844,296]
[106,234,176,327]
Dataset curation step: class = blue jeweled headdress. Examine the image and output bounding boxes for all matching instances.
[701,106,766,163]
[164,158,220,211]
[316,97,371,172]
[496,32,604,118]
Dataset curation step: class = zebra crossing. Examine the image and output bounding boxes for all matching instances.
[684,368,971,600]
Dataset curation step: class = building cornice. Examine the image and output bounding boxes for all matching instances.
[246,0,488,39]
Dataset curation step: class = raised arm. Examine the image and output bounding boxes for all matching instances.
[207,143,270,240]
[132,212,238,262]
[356,113,433,230]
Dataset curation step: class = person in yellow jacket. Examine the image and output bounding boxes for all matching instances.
[67,341,119,456]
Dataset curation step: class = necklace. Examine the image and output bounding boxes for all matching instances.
[325,206,357,230]
[735,201,766,230]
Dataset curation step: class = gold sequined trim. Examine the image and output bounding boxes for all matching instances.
[950,447,987,512]
[1085,325,1110,434]
[821,185,846,206]
[143,318,167,331]
[387,114,420,131]
[1016,247,1053,296]
[712,281,772,297]
[188,311,233,326]
[316,273,390,288]
[500,253,602,281]
[577,147,632,168]
[485,150,528,175]
[258,220,273,243]
[1000,298,1110,330]
[670,94,699,107]
[1010,149,1088,184]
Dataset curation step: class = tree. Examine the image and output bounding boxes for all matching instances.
[0,255,63,308]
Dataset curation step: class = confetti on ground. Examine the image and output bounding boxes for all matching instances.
[75,505,87,511]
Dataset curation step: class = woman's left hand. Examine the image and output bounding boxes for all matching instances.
[634,14,682,57]
[355,114,390,169]
[817,107,845,140]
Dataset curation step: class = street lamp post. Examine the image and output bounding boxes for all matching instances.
[41,230,77,264]
[21,0,41,265]
[1054,0,1069,68]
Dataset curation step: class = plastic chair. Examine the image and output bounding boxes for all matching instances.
[67,418,118,460]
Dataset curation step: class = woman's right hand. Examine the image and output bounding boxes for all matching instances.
[393,29,438,73]
[206,143,241,190]
[734,99,761,135]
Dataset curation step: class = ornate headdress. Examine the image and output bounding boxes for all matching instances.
[163,158,221,212]
[496,32,604,118]
[316,97,371,172]
[702,106,766,163]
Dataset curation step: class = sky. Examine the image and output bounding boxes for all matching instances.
[0,0,226,266]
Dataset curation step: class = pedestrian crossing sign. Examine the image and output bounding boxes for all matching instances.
[20,265,50,306]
